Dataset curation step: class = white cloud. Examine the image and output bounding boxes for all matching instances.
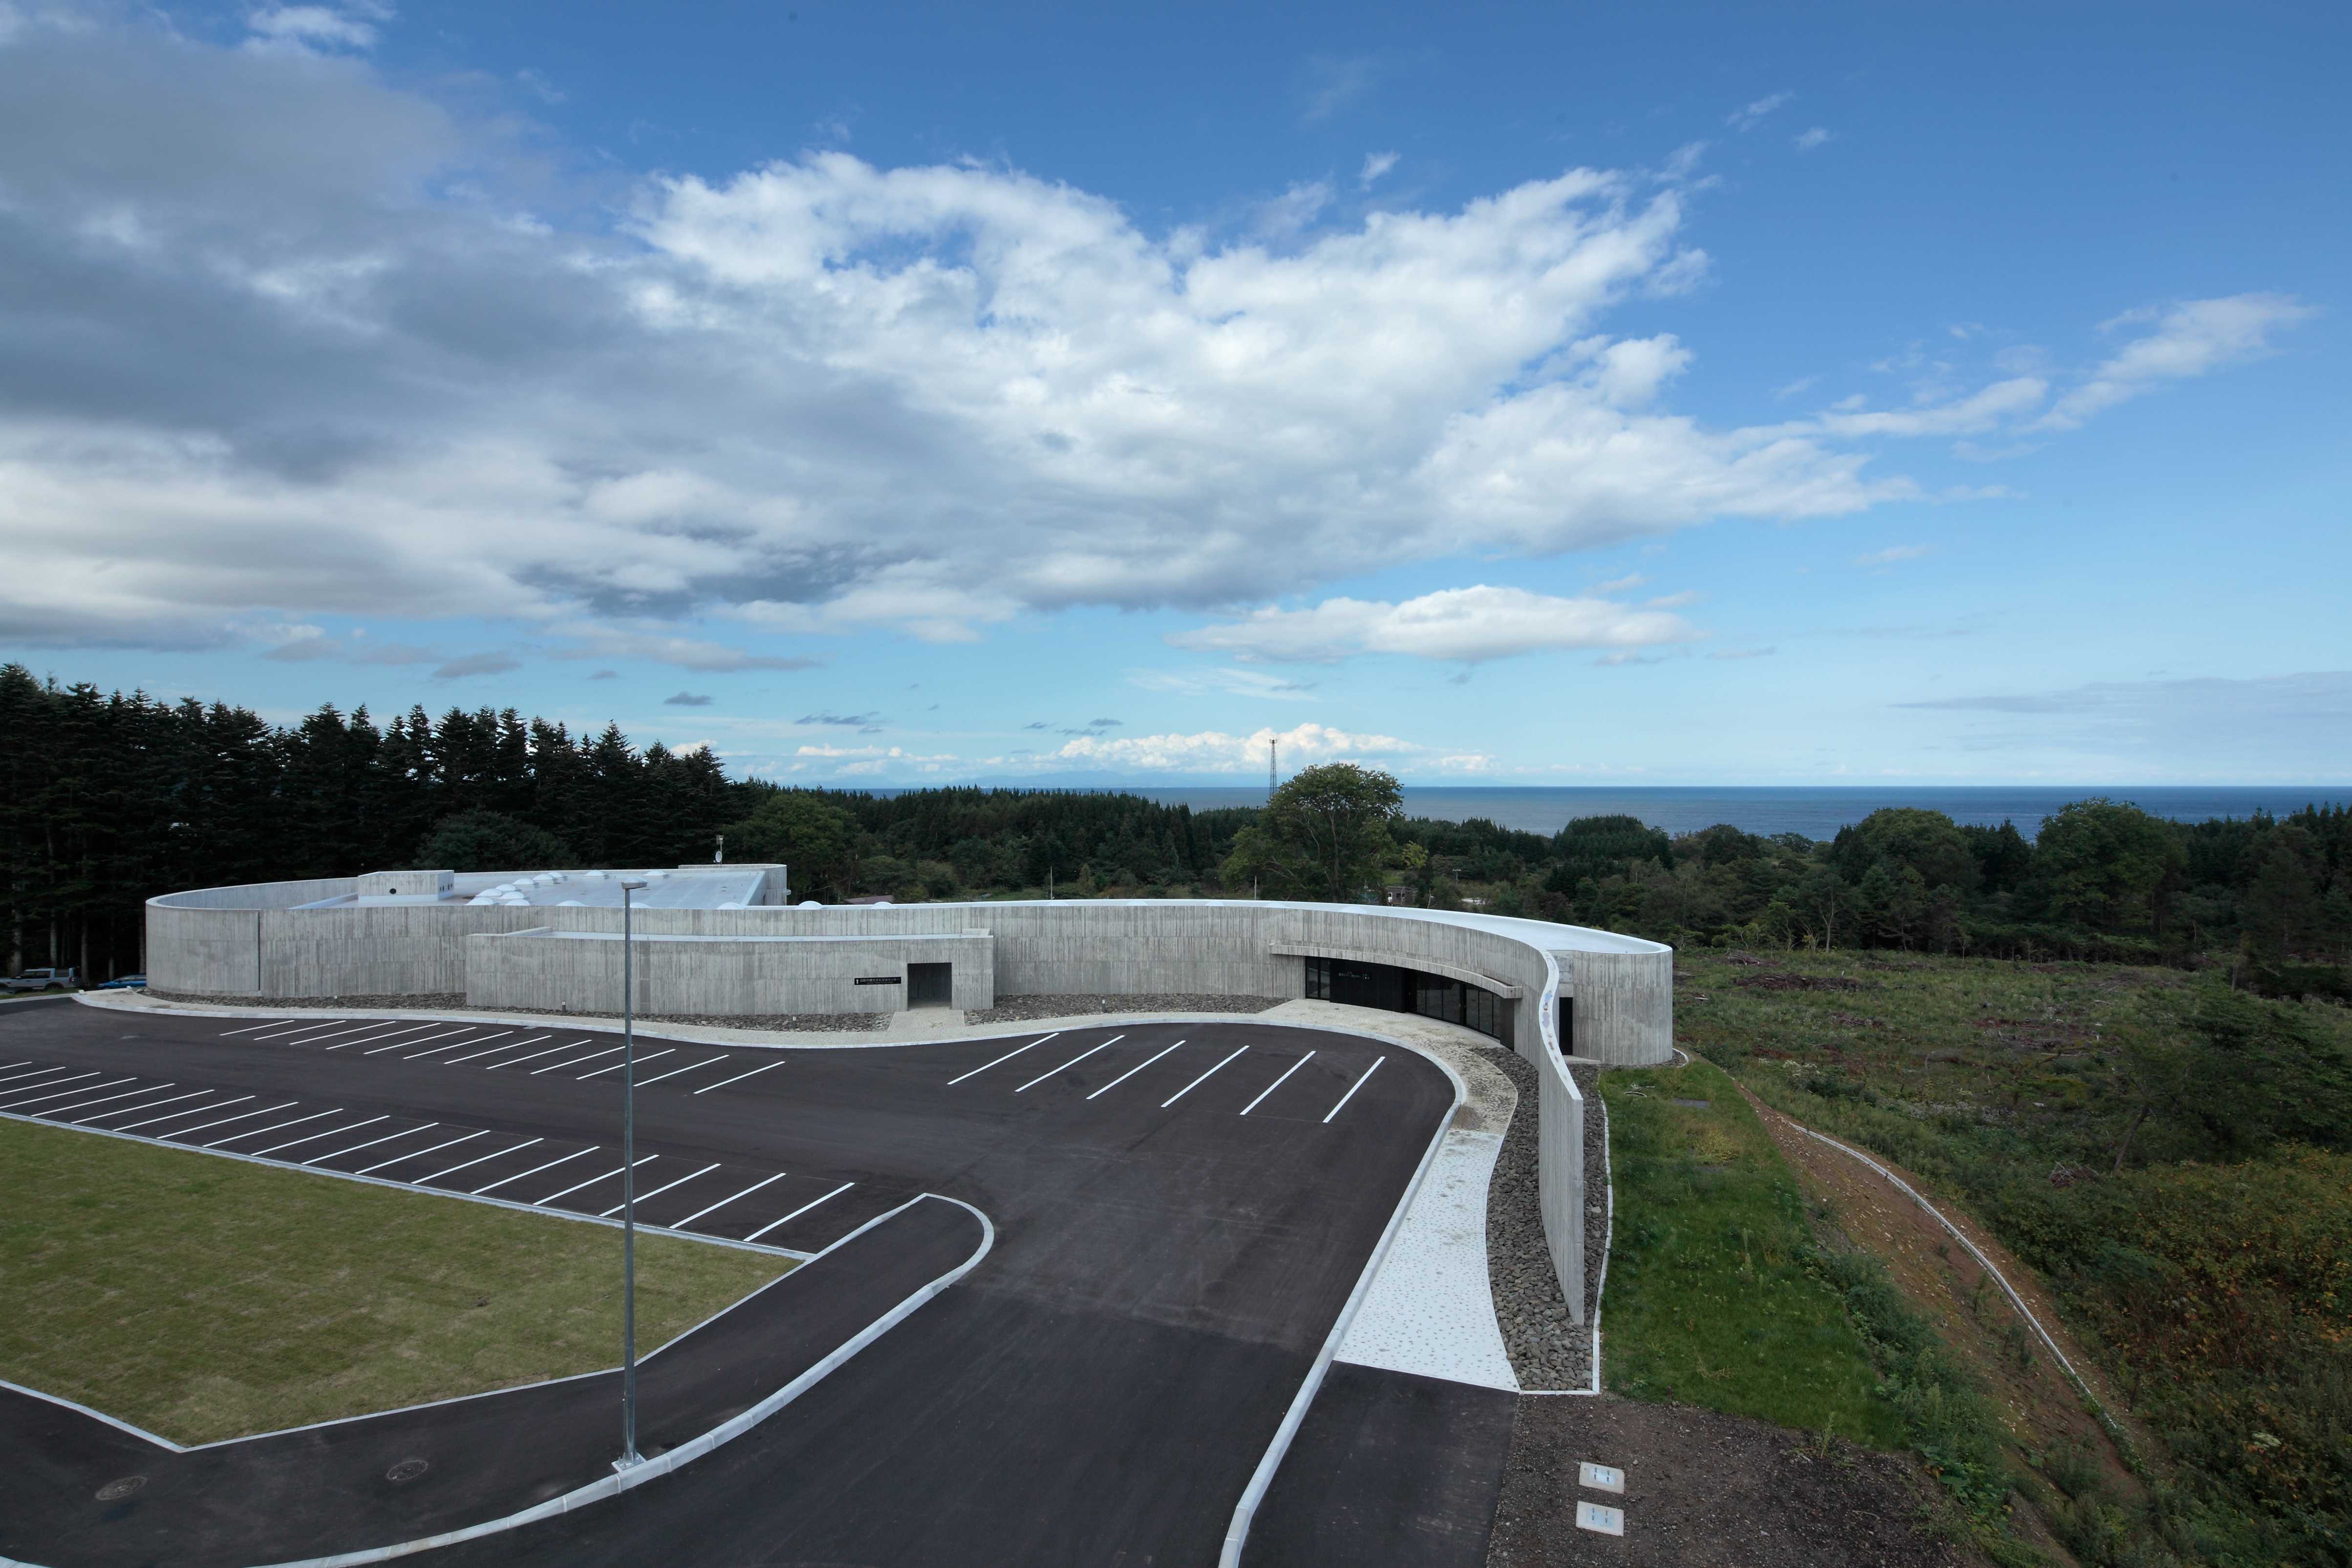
[1855,544,1932,567]
[1049,721,1417,773]
[1169,584,1696,665]
[1127,666,1320,701]
[1592,573,1648,593]
[1359,150,1399,188]
[2037,294,2319,430]
[1726,92,1793,132]
[1303,54,1379,122]
[1254,179,1333,238]
[1792,126,1833,151]
[553,625,822,672]
[244,3,388,51]
[0,17,2305,661]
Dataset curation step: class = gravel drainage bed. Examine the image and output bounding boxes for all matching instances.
[963,993,1281,1025]
[1484,1049,1608,1392]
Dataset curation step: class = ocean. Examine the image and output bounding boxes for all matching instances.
[997,785,2350,841]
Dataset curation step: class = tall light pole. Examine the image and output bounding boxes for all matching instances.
[616,877,648,1472]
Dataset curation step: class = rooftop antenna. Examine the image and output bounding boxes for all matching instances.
[714,833,724,865]
[1268,738,1278,801]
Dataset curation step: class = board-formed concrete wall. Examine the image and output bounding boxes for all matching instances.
[466,928,995,1015]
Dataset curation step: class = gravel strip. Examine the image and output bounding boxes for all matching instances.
[1484,1048,1609,1392]
[149,990,466,1010]
[963,992,1281,1025]
[145,989,890,1032]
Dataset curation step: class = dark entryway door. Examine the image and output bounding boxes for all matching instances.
[907,962,952,1007]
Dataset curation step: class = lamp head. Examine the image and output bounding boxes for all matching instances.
[620,879,648,892]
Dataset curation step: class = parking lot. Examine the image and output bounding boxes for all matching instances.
[0,1000,1456,1568]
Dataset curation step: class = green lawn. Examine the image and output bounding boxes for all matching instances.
[1599,1058,1908,1450]
[0,1117,790,1445]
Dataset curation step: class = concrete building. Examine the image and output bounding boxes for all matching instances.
[146,864,1674,1065]
[146,865,1674,1323]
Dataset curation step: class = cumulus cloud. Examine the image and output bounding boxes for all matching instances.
[0,15,2306,661]
[1360,150,1399,188]
[1169,584,1695,665]
[2036,294,2319,431]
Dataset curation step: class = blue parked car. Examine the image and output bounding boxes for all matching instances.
[92,973,147,991]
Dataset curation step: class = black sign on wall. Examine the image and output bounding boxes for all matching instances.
[853,976,902,986]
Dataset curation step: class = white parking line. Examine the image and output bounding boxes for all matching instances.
[1239,1052,1315,1116]
[948,1032,1058,1085]
[201,1108,334,1147]
[276,1020,388,1047]
[672,1171,789,1229]
[218,1020,298,1036]
[43,1082,178,1118]
[538,1155,652,1206]
[173,1101,299,1141]
[1162,1046,1249,1108]
[363,1026,468,1056]
[599,1162,720,1218]
[483,1038,579,1070]
[253,1116,386,1159]
[441,1034,529,1066]
[1015,1036,1122,1093]
[0,1059,32,1074]
[325,1022,441,1052]
[1087,1041,1186,1100]
[364,1030,470,1053]
[117,1095,246,1134]
[745,1182,853,1242]
[0,1074,125,1110]
[304,1122,437,1166]
[394,1031,491,1059]
[636,1056,726,1088]
[473,1146,597,1195]
[358,1130,483,1175]
[1322,1056,1384,1123]
[694,1061,780,1095]
[579,1049,672,1080]
[415,1138,540,1186]
[77,1088,214,1125]
[529,1044,616,1075]
[0,1064,81,1087]
[249,1019,347,1041]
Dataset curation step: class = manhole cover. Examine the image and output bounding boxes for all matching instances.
[385,1458,430,1484]
[95,1476,146,1502]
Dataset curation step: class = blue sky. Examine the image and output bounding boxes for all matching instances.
[1,0,2344,784]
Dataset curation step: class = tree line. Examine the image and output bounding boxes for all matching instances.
[5,664,2344,996]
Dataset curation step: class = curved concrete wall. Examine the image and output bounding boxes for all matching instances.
[147,885,1672,1064]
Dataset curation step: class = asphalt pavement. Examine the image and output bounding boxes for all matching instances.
[0,1001,1459,1568]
